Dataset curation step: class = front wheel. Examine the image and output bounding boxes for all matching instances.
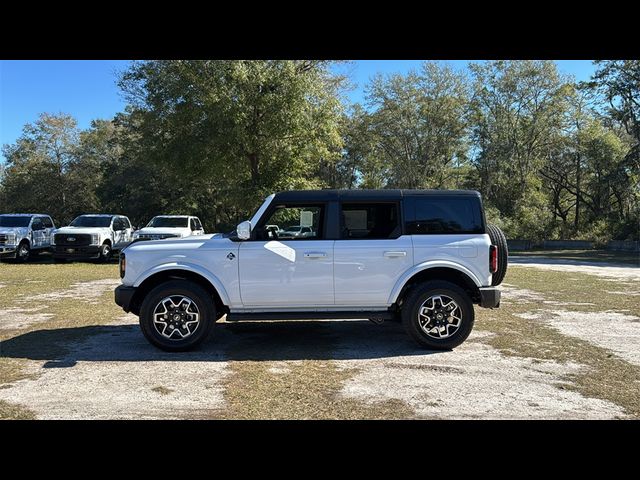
[98,243,112,263]
[402,280,475,350]
[139,280,216,351]
[16,242,30,263]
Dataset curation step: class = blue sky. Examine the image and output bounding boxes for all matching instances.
[0,60,596,162]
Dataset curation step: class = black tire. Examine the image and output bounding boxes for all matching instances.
[139,280,216,352]
[98,243,112,263]
[486,223,508,286]
[16,241,30,263]
[402,280,475,350]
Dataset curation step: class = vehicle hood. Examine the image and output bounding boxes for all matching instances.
[0,227,28,237]
[54,226,112,236]
[124,233,226,253]
[135,227,191,236]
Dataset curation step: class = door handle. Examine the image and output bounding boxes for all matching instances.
[384,251,407,257]
[304,252,327,258]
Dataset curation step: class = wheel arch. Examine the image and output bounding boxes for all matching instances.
[130,266,229,316]
[390,263,481,307]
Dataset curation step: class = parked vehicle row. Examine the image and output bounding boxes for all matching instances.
[0,213,205,262]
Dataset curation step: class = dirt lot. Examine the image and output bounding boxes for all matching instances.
[0,253,638,419]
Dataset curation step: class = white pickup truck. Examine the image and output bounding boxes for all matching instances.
[0,214,56,262]
[132,215,204,242]
[53,214,133,262]
[115,190,507,352]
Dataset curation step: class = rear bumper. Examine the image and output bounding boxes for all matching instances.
[53,245,101,259]
[479,287,501,308]
[115,285,136,313]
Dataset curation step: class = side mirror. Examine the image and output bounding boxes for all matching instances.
[237,220,251,240]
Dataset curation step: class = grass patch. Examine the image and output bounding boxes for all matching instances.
[0,399,35,420]
[0,262,122,419]
[477,267,640,417]
[512,249,639,266]
[217,360,414,420]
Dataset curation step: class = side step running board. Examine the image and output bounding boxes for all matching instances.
[226,311,394,322]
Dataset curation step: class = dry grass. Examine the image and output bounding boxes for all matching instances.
[478,266,640,417]
[217,359,414,419]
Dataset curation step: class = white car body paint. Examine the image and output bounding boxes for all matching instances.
[54,215,134,251]
[0,214,56,257]
[120,193,496,313]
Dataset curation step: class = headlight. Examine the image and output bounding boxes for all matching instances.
[91,234,100,245]
[50,234,56,246]
[6,233,17,245]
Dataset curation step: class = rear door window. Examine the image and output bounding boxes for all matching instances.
[41,217,54,228]
[340,203,400,239]
[406,196,484,234]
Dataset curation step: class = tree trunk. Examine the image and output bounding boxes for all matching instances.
[574,152,581,232]
[248,153,259,186]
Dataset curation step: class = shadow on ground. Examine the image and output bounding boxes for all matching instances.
[1,320,440,367]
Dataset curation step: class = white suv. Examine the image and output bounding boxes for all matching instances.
[115,190,507,352]
[53,214,133,262]
[0,214,56,262]
[133,215,204,242]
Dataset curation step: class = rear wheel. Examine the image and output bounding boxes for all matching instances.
[139,280,216,351]
[402,281,475,350]
[486,223,508,286]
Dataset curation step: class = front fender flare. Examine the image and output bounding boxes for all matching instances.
[133,262,231,305]
[388,260,482,304]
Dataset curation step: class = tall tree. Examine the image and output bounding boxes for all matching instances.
[118,60,346,227]
[1,113,81,223]
[469,61,572,238]
[364,62,469,189]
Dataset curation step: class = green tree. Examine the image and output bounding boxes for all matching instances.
[1,113,80,223]
[469,61,572,238]
[117,60,346,228]
[364,62,469,189]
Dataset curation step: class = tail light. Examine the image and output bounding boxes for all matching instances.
[489,245,498,273]
[119,252,126,278]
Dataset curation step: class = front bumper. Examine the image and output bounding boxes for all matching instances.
[479,287,501,308]
[0,246,17,258]
[53,245,101,259]
[115,285,136,313]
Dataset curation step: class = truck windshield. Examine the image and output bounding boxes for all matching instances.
[0,216,31,227]
[69,216,112,227]
[146,217,189,228]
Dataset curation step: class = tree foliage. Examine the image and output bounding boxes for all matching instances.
[1,60,638,242]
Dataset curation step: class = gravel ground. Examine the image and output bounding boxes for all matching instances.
[509,256,640,281]
[1,257,638,419]
[517,309,640,367]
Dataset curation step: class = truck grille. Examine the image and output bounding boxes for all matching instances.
[0,234,7,243]
[136,234,179,241]
[55,233,92,246]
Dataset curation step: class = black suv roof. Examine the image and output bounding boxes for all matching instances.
[273,189,481,202]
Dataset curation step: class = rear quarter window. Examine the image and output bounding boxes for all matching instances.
[405,196,484,234]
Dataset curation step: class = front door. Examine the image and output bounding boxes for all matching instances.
[239,203,334,307]
[333,202,413,307]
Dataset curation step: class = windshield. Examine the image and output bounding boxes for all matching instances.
[0,216,31,227]
[146,217,189,228]
[69,216,112,228]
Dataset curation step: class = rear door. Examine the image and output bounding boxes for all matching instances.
[239,203,334,307]
[41,216,55,247]
[333,201,413,307]
[30,217,45,248]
